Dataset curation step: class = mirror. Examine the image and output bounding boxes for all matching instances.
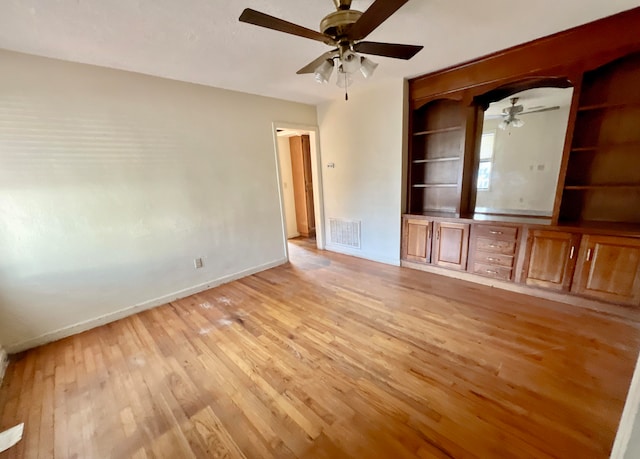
[474,86,573,217]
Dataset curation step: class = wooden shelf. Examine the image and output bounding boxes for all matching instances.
[577,101,640,112]
[564,185,640,190]
[412,183,458,188]
[412,156,461,164]
[413,126,462,136]
[571,141,640,152]
[417,209,458,216]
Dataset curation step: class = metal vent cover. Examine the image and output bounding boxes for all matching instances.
[329,218,361,249]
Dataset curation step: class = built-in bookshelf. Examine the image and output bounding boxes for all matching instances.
[408,99,464,215]
[560,52,640,224]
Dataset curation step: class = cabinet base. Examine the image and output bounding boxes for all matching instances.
[400,260,640,321]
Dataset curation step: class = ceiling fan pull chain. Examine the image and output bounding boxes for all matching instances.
[344,72,349,101]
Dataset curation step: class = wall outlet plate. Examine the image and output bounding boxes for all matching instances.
[194,258,203,269]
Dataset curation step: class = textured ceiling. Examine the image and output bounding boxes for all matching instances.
[0,0,639,105]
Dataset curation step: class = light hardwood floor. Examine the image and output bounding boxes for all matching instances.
[1,239,640,458]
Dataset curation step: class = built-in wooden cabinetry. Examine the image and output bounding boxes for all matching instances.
[409,99,465,214]
[432,222,469,270]
[401,8,640,308]
[401,217,433,263]
[469,224,520,281]
[560,52,640,224]
[522,230,580,292]
[571,235,640,304]
[402,216,640,306]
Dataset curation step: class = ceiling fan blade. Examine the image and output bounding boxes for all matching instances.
[239,8,328,43]
[354,41,423,60]
[297,51,338,74]
[347,0,410,40]
[521,106,560,115]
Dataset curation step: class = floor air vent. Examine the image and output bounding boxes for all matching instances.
[329,218,361,249]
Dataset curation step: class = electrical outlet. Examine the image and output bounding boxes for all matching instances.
[194,257,203,269]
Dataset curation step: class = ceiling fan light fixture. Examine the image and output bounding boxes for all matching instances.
[512,117,524,128]
[314,59,335,84]
[336,66,353,88]
[239,0,424,97]
[340,50,361,74]
[359,56,378,79]
[498,120,508,130]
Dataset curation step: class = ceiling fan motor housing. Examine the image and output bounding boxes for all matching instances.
[320,10,363,40]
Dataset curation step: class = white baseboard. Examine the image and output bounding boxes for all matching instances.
[325,243,400,266]
[0,347,8,386]
[6,258,287,354]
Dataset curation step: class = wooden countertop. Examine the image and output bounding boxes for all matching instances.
[403,212,640,237]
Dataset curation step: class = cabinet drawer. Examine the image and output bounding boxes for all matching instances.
[476,237,517,255]
[475,225,518,241]
[473,250,514,268]
[473,263,513,281]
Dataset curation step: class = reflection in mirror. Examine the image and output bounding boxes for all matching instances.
[475,87,573,217]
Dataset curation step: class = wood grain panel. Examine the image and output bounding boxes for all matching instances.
[401,217,432,263]
[409,8,640,105]
[572,235,640,305]
[472,262,513,281]
[0,239,639,458]
[474,225,518,241]
[289,135,315,237]
[432,222,469,270]
[524,230,580,291]
[476,237,516,255]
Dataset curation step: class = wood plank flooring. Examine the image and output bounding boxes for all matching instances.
[1,238,640,458]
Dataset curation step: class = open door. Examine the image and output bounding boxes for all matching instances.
[290,135,315,238]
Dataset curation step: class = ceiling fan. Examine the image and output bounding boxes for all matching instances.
[498,97,560,129]
[239,0,423,96]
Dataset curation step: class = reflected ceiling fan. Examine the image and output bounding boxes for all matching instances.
[239,0,423,98]
[499,97,560,129]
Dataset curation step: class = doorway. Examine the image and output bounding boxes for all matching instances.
[273,123,324,256]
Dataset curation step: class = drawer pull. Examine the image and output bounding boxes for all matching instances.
[569,246,575,259]
[586,248,592,262]
[489,244,498,248]
[486,257,499,262]
[485,269,499,274]
[489,230,503,235]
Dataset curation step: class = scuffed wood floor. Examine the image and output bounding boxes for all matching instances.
[1,238,640,458]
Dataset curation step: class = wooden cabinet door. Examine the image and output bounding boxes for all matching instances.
[523,230,580,291]
[401,217,432,263]
[432,222,469,270]
[571,235,640,305]
[301,135,315,233]
[290,135,314,237]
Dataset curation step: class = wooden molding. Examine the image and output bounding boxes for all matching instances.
[409,7,640,105]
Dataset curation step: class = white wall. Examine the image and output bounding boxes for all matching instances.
[476,107,569,215]
[317,78,405,265]
[0,345,7,384]
[611,351,640,458]
[276,136,299,239]
[0,49,316,352]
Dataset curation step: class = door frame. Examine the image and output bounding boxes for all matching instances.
[272,122,325,258]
